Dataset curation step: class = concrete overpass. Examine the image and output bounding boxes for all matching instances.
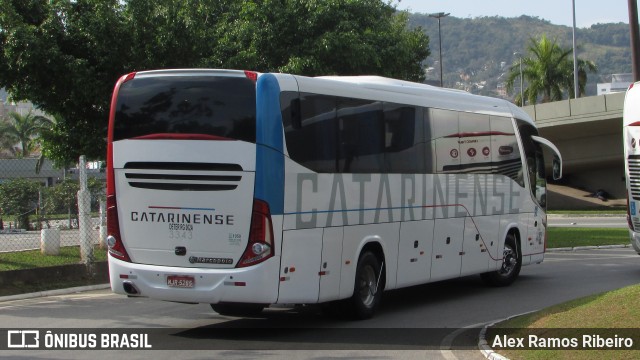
[522,92,625,208]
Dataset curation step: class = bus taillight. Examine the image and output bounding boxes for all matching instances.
[106,144,131,262]
[244,70,258,83]
[237,199,274,268]
[106,194,131,262]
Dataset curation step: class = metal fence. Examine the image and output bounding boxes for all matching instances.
[0,156,105,262]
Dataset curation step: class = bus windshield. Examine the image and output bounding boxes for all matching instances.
[113,75,256,142]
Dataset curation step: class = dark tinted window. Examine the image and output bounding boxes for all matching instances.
[283,93,425,173]
[385,104,425,173]
[285,94,338,172]
[337,98,384,173]
[114,76,256,142]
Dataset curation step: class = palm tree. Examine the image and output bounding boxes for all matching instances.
[0,128,18,156]
[562,58,598,99]
[0,111,53,158]
[506,34,596,105]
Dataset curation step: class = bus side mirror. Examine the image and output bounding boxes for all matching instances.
[531,136,562,181]
[552,155,562,180]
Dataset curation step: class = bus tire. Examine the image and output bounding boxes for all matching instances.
[210,303,265,317]
[349,251,383,320]
[481,233,521,287]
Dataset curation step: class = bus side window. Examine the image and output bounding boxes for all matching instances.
[490,116,524,187]
[457,111,490,173]
[284,93,338,173]
[429,108,460,174]
[423,108,435,173]
[280,91,298,130]
[383,103,425,173]
[336,98,384,173]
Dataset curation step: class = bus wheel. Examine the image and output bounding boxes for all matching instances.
[210,303,265,317]
[350,251,383,320]
[481,233,521,287]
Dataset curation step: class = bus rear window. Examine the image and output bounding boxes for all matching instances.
[113,75,256,143]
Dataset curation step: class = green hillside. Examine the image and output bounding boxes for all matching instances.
[408,14,632,98]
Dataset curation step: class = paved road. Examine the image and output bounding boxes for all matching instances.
[547,215,627,228]
[1,247,639,359]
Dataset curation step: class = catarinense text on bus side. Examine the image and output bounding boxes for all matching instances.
[293,173,523,228]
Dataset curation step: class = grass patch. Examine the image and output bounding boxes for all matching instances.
[546,227,629,248]
[549,209,626,215]
[488,285,640,360]
[0,246,107,271]
[38,212,100,220]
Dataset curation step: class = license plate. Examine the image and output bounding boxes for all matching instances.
[167,275,195,288]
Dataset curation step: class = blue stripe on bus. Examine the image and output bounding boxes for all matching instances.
[255,74,285,215]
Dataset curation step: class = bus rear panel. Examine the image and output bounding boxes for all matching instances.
[107,70,282,304]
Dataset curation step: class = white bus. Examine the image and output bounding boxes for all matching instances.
[623,80,640,254]
[107,69,562,319]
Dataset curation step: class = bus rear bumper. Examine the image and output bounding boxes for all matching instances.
[108,256,280,304]
[630,230,640,254]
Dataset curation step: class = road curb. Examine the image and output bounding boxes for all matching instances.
[547,214,625,218]
[547,244,630,252]
[0,283,110,303]
[479,311,539,360]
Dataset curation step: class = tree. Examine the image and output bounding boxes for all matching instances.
[0,178,40,230]
[0,0,130,164]
[505,34,597,105]
[0,0,429,164]
[0,124,18,156]
[0,111,53,157]
[562,58,598,99]
[210,1,430,80]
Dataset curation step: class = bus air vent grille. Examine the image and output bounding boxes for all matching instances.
[123,162,243,191]
[628,155,640,201]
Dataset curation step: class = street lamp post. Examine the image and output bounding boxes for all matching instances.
[572,0,579,98]
[429,12,450,87]
[629,0,640,81]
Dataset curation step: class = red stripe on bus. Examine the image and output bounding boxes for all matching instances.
[445,131,514,138]
[132,133,235,141]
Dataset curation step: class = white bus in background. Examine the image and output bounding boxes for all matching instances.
[623,80,640,254]
[107,69,562,319]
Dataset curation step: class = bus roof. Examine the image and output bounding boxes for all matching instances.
[288,74,534,125]
[120,69,535,126]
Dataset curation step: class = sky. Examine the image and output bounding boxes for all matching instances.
[395,0,634,28]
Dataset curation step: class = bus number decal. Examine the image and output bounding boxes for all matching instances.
[228,233,242,246]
